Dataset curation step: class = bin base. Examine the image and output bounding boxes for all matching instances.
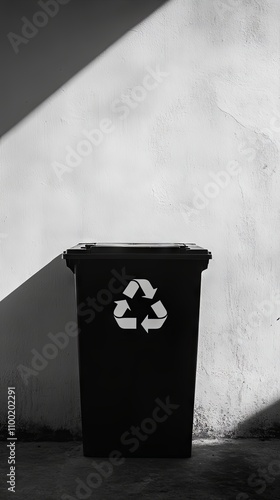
[82,443,193,459]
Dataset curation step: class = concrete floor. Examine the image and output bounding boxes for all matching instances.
[1,439,280,499]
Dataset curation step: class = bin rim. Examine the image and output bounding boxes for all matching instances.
[62,243,212,260]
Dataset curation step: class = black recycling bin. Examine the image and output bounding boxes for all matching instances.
[63,243,211,458]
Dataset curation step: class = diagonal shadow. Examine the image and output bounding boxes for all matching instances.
[2,256,279,442]
[0,255,80,438]
[234,399,280,439]
[0,0,168,137]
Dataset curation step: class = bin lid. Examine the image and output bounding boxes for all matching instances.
[62,243,212,260]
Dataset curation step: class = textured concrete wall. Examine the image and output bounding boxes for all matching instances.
[1,0,280,438]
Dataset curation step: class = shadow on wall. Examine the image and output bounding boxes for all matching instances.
[0,255,81,439]
[234,399,280,439]
[0,0,168,137]
[1,257,279,439]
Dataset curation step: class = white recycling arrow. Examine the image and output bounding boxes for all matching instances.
[114,300,131,317]
[114,317,137,329]
[151,300,167,318]
[141,300,168,333]
[113,300,137,329]
[123,279,157,299]
[123,280,139,299]
[135,279,157,299]
[141,316,167,333]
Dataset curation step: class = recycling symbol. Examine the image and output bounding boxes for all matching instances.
[113,279,167,333]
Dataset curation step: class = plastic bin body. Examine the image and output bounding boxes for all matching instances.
[63,243,211,458]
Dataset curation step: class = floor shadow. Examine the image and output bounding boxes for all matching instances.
[0,0,168,137]
[1,440,280,499]
[234,399,280,438]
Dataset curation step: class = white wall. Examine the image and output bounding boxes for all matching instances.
[1,0,280,438]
